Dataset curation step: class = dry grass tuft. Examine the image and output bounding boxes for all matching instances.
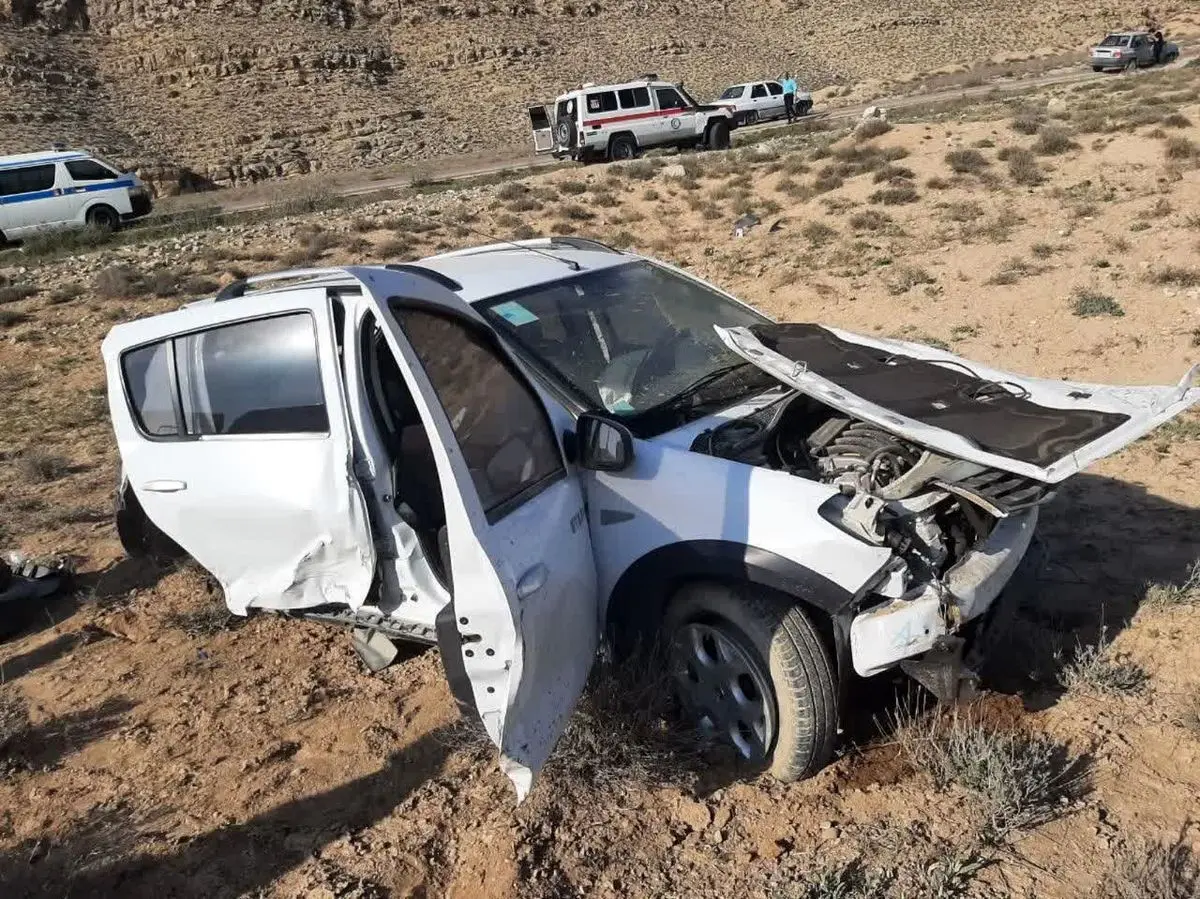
[848,209,893,232]
[895,706,1085,839]
[1071,288,1124,318]
[16,449,72,483]
[869,185,919,206]
[1144,561,1200,608]
[1164,136,1197,160]
[986,257,1041,285]
[1148,266,1200,287]
[1058,629,1149,696]
[1033,124,1078,156]
[1005,148,1043,185]
[802,221,838,247]
[1099,836,1200,899]
[945,148,990,174]
[886,264,935,295]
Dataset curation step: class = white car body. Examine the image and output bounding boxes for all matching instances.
[527,78,735,162]
[714,80,814,125]
[0,149,152,241]
[101,242,1199,798]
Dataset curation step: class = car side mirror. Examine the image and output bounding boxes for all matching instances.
[572,412,634,472]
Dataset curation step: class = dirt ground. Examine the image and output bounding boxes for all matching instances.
[3,63,1200,898]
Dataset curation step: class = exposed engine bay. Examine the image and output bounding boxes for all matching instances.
[691,392,1055,580]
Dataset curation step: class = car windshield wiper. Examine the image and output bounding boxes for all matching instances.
[645,361,756,417]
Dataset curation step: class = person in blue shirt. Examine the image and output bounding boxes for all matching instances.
[781,73,798,123]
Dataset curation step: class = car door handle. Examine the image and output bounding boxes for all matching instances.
[516,563,548,599]
[143,479,187,493]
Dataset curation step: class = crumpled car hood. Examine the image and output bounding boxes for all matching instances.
[716,323,1199,484]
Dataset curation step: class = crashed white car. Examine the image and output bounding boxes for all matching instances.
[102,240,1199,798]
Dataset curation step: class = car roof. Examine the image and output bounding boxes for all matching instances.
[413,239,634,303]
[176,240,636,312]
[0,150,91,170]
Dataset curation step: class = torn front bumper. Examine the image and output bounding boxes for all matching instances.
[848,508,1038,678]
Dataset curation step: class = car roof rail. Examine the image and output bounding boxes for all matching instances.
[214,267,348,301]
[549,236,623,255]
[383,263,463,292]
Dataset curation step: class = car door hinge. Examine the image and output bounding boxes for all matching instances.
[374,538,398,561]
[353,459,374,480]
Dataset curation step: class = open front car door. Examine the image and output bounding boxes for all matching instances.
[351,266,600,799]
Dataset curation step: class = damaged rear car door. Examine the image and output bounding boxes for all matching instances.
[717,323,1200,483]
[102,288,376,616]
[355,267,601,799]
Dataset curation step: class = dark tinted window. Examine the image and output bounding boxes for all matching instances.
[655,87,685,110]
[617,87,650,109]
[585,91,618,113]
[122,342,181,437]
[751,84,768,98]
[0,163,56,197]
[66,160,118,182]
[175,313,327,435]
[395,307,563,518]
[766,82,783,95]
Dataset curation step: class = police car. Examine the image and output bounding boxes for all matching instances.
[0,148,152,243]
[527,75,736,163]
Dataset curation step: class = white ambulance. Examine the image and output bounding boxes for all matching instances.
[527,75,736,163]
[0,148,153,243]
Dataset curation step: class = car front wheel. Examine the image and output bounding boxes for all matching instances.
[663,581,837,781]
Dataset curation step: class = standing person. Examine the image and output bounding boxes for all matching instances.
[781,72,798,123]
[1153,30,1165,65]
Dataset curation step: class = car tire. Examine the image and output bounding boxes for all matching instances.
[705,119,731,151]
[1124,59,1138,73]
[663,581,837,781]
[86,204,120,232]
[609,134,638,161]
[746,110,759,126]
[1092,65,1103,72]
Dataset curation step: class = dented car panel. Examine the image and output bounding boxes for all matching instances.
[716,323,1200,484]
[100,286,378,617]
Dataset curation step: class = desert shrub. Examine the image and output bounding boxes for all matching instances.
[1031,242,1057,259]
[1071,288,1124,317]
[94,265,141,299]
[1010,114,1043,135]
[1162,112,1192,129]
[802,221,838,247]
[869,185,919,205]
[1149,266,1200,287]
[47,283,83,305]
[558,179,587,195]
[641,187,660,201]
[946,148,990,174]
[1144,561,1200,608]
[17,449,71,483]
[1164,136,1196,160]
[495,182,528,201]
[812,170,845,193]
[1058,629,1148,696]
[1006,148,1044,185]
[1033,124,1078,155]
[926,175,951,189]
[848,209,892,232]
[886,264,934,294]
[0,309,29,328]
[872,164,914,184]
[986,257,1040,285]
[896,708,1084,837]
[1098,837,1200,899]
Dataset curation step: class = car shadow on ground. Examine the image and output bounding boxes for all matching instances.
[0,722,457,899]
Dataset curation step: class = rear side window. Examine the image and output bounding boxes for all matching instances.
[586,91,618,113]
[66,160,118,182]
[751,84,768,98]
[617,87,650,109]
[767,82,783,95]
[121,313,328,439]
[123,343,181,437]
[0,163,56,197]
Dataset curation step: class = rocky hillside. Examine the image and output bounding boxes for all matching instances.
[0,0,1179,193]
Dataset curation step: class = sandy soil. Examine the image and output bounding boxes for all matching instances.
[2,63,1200,898]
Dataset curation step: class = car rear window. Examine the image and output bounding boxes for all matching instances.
[121,313,329,439]
[1099,34,1131,46]
[586,91,618,113]
[719,85,744,100]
